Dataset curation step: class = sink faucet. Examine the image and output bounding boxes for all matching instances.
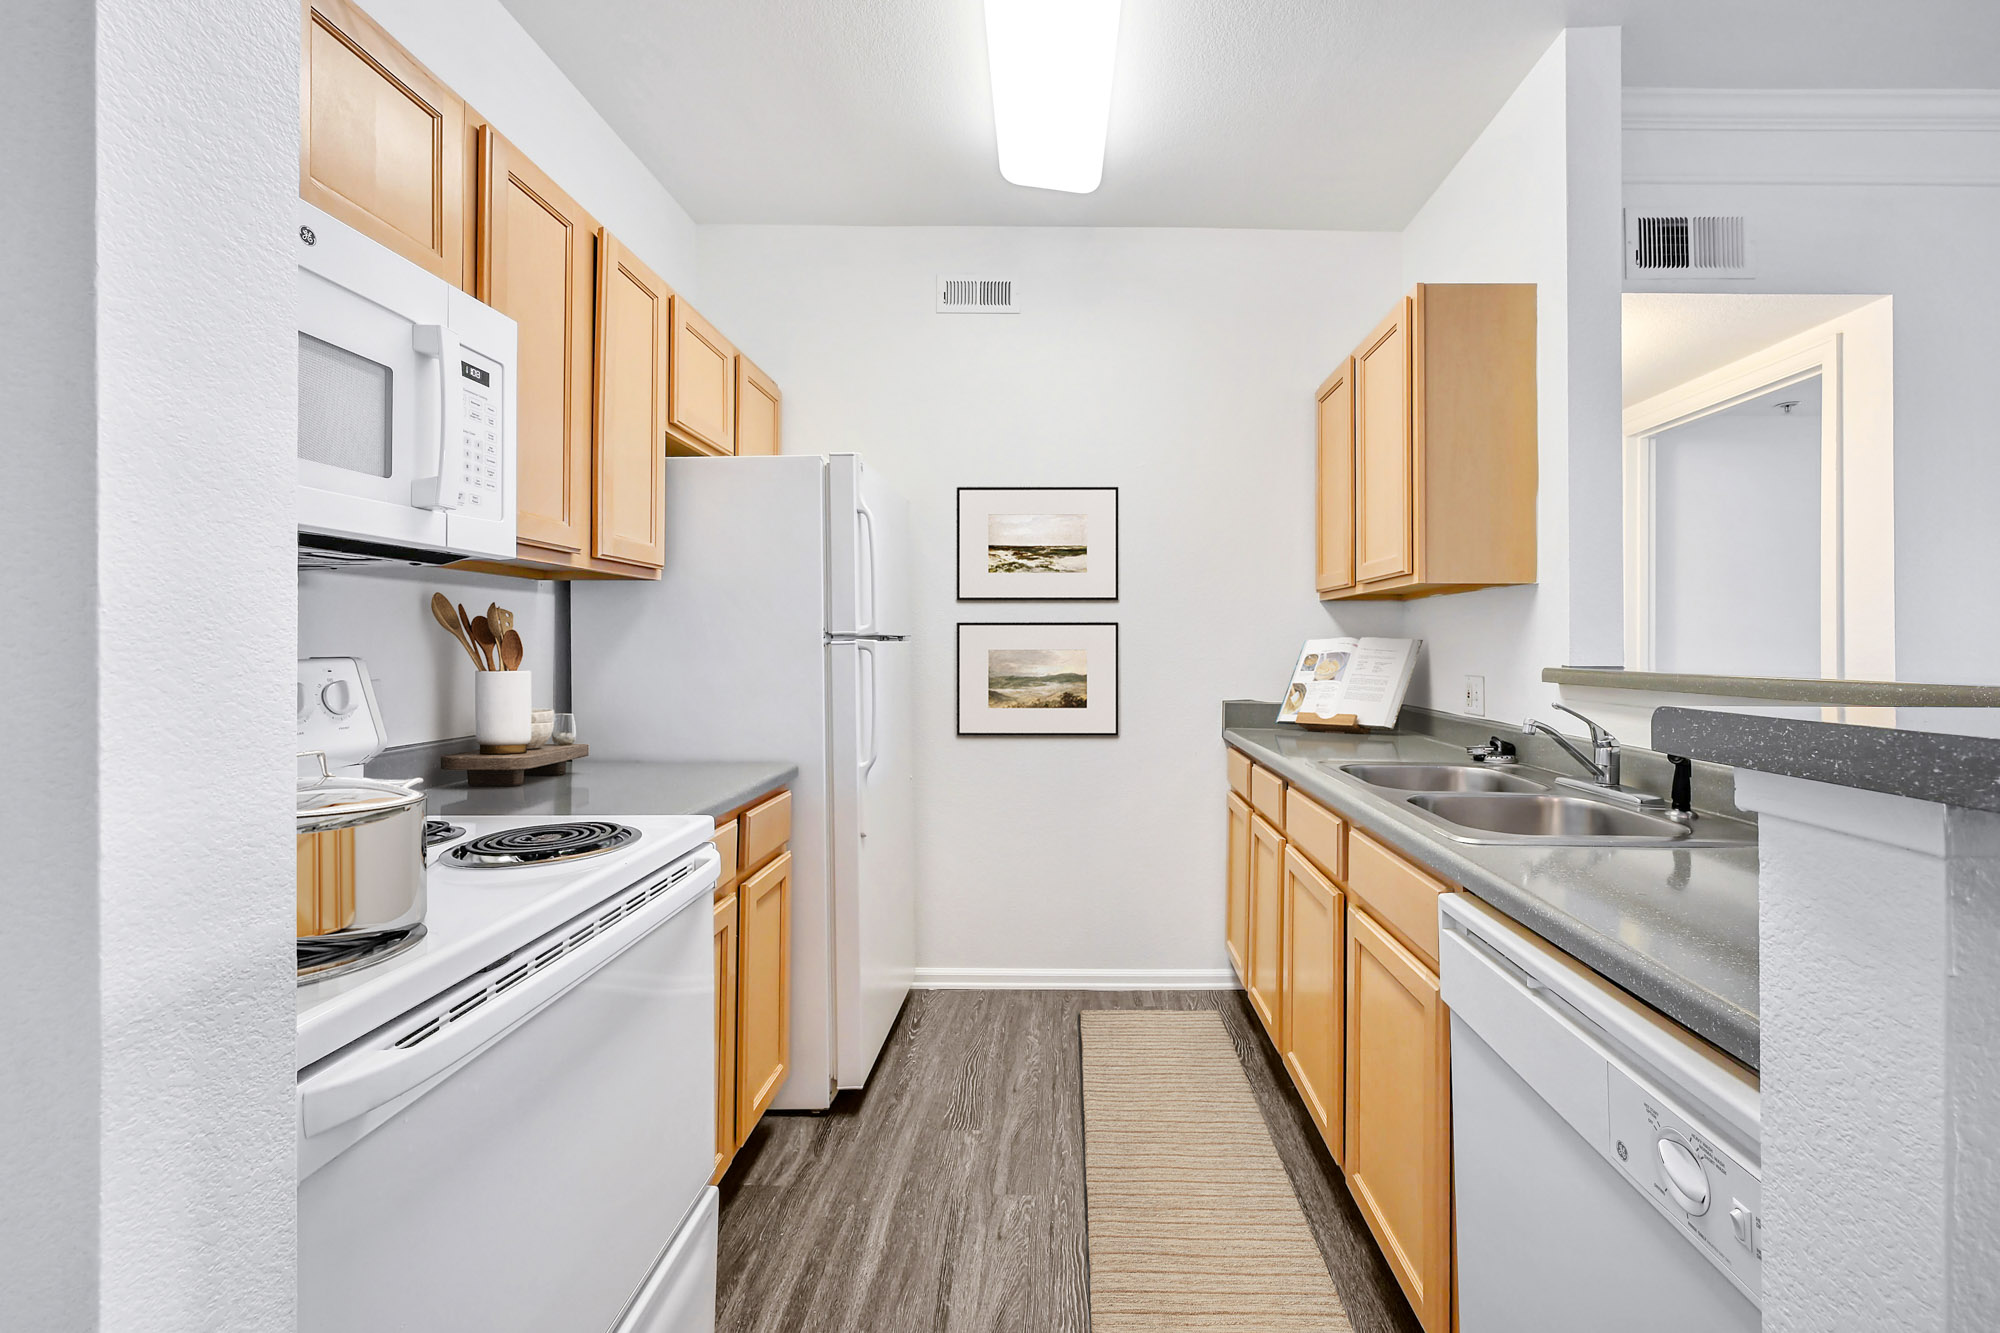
[1522,704,1620,788]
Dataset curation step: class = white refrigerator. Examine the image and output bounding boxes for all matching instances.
[572,454,916,1108]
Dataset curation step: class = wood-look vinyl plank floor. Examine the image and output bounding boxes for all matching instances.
[717,989,1422,1333]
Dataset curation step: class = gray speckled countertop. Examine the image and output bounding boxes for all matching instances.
[426,759,796,821]
[1225,722,1762,1069]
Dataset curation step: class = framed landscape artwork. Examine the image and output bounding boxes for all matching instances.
[956,623,1120,737]
[956,487,1118,600]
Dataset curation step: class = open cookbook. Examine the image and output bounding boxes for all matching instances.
[1276,637,1423,729]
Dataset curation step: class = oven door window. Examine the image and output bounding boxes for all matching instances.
[299,334,393,478]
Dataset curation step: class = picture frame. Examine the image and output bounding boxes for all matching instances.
[956,622,1120,737]
[956,487,1119,601]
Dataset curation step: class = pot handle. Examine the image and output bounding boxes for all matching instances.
[299,751,331,785]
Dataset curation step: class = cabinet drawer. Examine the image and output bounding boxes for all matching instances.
[1227,747,1252,801]
[1345,828,1450,969]
[1284,789,1345,882]
[711,818,739,893]
[739,789,791,873]
[1250,765,1287,832]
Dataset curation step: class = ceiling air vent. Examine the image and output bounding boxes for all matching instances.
[936,276,1018,313]
[1625,212,1753,278]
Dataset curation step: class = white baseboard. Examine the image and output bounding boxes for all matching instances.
[912,967,1239,991]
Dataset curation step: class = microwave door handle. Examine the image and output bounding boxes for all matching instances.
[410,323,463,511]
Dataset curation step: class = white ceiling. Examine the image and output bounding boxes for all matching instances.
[498,0,2000,229]
[1622,293,1881,406]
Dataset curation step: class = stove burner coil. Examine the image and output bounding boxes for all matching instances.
[446,820,639,867]
[297,925,426,985]
[423,819,466,849]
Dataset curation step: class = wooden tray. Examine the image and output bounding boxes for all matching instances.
[440,742,588,786]
[1293,711,1368,732]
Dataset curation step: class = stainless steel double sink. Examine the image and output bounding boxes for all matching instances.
[1325,763,1754,848]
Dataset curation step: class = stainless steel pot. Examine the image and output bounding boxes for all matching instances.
[296,752,426,941]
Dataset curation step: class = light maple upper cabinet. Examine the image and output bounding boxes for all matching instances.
[593,230,671,569]
[1226,792,1252,987]
[1346,904,1453,1333]
[1282,846,1344,1163]
[736,850,793,1140]
[735,354,783,457]
[1247,812,1286,1041]
[300,0,468,287]
[666,299,737,456]
[1322,282,1537,601]
[478,128,597,558]
[1316,358,1356,595]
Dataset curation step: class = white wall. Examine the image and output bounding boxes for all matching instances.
[696,225,1404,977]
[1624,90,2000,702]
[1,0,300,1325]
[301,0,706,748]
[299,568,560,746]
[1653,396,1821,676]
[1395,28,1626,724]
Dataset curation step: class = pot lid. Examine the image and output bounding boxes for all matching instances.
[297,754,423,820]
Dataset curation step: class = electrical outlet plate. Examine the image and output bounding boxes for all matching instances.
[1464,675,1486,717]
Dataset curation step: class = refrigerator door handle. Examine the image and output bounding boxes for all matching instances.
[856,640,878,837]
[855,493,878,637]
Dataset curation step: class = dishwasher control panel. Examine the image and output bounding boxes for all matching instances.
[1607,1063,1762,1304]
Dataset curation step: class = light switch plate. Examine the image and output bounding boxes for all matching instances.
[1464,675,1486,717]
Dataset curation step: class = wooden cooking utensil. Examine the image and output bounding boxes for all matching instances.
[500,629,523,671]
[470,615,499,672]
[457,603,490,671]
[432,593,484,669]
[487,603,514,641]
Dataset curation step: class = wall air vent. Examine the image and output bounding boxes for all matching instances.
[1625,212,1753,278]
[936,276,1018,313]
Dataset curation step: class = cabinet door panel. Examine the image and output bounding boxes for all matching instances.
[1316,359,1356,594]
[1346,905,1452,1332]
[593,231,669,568]
[1247,812,1286,1041]
[1282,847,1344,1162]
[735,354,782,457]
[710,891,739,1184]
[301,0,466,284]
[737,851,792,1140]
[667,299,736,455]
[1355,300,1415,584]
[1226,793,1252,986]
[480,129,595,554]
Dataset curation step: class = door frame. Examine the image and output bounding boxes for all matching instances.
[1622,320,1890,698]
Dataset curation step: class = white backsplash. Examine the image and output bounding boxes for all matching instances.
[299,565,558,747]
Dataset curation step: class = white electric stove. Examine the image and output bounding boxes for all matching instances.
[295,662,721,1333]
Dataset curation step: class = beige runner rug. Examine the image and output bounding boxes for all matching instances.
[1079,1010,1352,1331]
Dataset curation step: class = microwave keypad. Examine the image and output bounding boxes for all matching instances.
[455,385,502,514]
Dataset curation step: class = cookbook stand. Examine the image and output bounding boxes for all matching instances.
[1293,711,1368,732]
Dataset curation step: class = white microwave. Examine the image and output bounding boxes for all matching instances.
[296,203,517,567]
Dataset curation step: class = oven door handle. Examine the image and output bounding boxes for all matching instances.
[409,322,463,511]
[298,870,695,1138]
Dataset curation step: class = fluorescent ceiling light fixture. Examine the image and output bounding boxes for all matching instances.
[983,0,1122,194]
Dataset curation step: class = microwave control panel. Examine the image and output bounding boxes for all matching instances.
[450,353,505,517]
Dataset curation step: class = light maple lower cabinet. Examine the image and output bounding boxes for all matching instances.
[1225,792,1252,987]
[736,849,792,1139]
[300,0,469,287]
[710,887,739,1185]
[1346,903,1453,1333]
[1247,810,1286,1040]
[1282,846,1344,1162]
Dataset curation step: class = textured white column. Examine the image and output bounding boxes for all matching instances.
[1738,770,2000,1332]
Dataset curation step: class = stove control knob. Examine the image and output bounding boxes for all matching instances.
[1657,1135,1711,1216]
[297,682,310,721]
[320,679,357,718]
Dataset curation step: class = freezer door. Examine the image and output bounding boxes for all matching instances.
[827,454,912,638]
[827,639,917,1086]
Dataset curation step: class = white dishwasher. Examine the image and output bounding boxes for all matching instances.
[1439,893,1762,1333]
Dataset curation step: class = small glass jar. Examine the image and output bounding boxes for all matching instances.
[552,711,578,746]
